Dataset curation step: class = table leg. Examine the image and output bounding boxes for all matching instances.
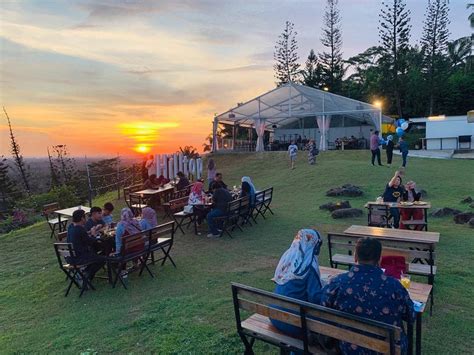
[424,209,428,231]
[416,312,422,355]
[58,214,63,232]
[407,316,414,355]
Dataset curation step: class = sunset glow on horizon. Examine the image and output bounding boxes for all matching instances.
[0,1,468,157]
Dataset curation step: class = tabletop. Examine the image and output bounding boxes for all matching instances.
[55,206,91,216]
[132,185,175,195]
[343,225,440,244]
[319,266,432,313]
[365,201,432,209]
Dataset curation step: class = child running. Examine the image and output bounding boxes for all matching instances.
[287,141,298,170]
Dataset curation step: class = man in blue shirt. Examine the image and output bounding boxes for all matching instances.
[67,210,105,282]
[320,237,414,354]
[85,206,105,233]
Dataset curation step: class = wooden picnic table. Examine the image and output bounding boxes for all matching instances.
[131,184,175,207]
[320,266,431,355]
[344,225,440,244]
[365,201,432,230]
[54,205,91,232]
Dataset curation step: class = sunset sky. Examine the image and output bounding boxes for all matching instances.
[0,0,470,157]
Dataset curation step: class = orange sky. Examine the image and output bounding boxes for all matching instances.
[0,1,468,157]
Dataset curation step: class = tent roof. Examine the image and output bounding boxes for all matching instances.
[215,82,390,128]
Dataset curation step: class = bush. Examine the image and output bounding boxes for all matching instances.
[15,185,81,212]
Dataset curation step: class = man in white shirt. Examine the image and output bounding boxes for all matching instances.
[145,155,156,177]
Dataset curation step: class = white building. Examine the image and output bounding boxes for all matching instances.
[411,115,473,150]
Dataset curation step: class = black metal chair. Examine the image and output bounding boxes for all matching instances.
[53,243,95,297]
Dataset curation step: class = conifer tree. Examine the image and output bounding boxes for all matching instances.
[274,21,300,85]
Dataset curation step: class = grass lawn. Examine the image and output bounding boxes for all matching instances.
[1,151,473,354]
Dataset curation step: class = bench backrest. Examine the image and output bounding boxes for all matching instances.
[57,231,68,242]
[327,232,435,265]
[263,187,273,202]
[120,231,148,257]
[148,221,175,244]
[43,202,59,217]
[367,204,391,226]
[124,184,143,201]
[169,196,189,212]
[54,242,76,267]
[232,283,401,354]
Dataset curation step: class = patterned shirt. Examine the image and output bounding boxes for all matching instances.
[320,264,415,354]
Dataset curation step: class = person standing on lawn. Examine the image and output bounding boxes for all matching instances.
[370,130,383,166]
[288,141,298,169]
[398,136,409,168]
[305,139,318,165]
[385,135,394,167]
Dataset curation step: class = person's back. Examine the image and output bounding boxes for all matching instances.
[212,188,232,212]
[320,237,414,354]
[288,144,298,156]
[399,140,409,153]
[67,224,94,260]
[370,133,379,150]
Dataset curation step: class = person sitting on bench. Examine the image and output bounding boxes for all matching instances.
[400,181,424,230]
[206,187,232,238]
[382,171,405,228]
[270,229,323,336]
[319,237,415,354]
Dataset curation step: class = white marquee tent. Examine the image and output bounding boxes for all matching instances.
[213,82,390,152]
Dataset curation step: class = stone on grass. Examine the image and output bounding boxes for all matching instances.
[331,208,363,219]
[453,212,474,224]
[319,201,351,211]
[326,184,363,197]
[461,196,473,204]
[430,208,461,217]
[470,203,474,209]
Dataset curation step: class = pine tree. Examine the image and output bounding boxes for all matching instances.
[0,156,18,211]
[302,49,324,88]
[2,107,30,192]
[378,0,412,117]
[273,21,300,85]
[319,0,344,93]
[420,0,450,115]
[47,147,60,188]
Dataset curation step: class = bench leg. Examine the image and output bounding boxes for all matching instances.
[239,334,254,355]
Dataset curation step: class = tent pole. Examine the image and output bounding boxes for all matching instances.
[232,124,236,151]
[378,110,382,136]
[212,116,218,152]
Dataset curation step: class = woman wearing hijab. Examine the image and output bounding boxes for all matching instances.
[386,135,394,167]
[305,139,318,165]
[207,159,216,187]
[240,176,256,206]
[140,207,158,231]
[187,181,208,225]
[271,229,323,336]
[114,208,142,253]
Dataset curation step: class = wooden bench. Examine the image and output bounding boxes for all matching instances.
[143,221,176,268]
[214,198,243,238]
[43,202,68,239]
[327,232,436,314]
[231,282,404,355]
[124,184,147,214]
[166,196,193,234]
[252,187,274,222]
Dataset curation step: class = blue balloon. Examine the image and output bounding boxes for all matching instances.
[397,118,405,127]
[396,127,405,137]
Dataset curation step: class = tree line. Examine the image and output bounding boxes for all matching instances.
[274,0,474,118]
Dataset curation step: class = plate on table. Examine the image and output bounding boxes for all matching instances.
[399,201,413,206]
[413,201,427,205]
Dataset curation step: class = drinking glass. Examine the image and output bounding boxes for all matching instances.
[400,273,411,289]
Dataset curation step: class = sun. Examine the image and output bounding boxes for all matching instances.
[135,144,151,153]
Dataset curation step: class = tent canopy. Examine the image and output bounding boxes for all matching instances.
[212,82,390,152]
[215,82,390,128]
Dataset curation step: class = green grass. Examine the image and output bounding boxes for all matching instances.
[1,151,473,354]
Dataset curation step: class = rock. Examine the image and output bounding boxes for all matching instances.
[331,208,364,219]
[430,208,462,217]
[453,212,474,224]
[461,196,473,204]
[470,203,474,209]
[326,184,363,197]
[319,201,351,212]
[419,189,428,198]
[469,218,474,228]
